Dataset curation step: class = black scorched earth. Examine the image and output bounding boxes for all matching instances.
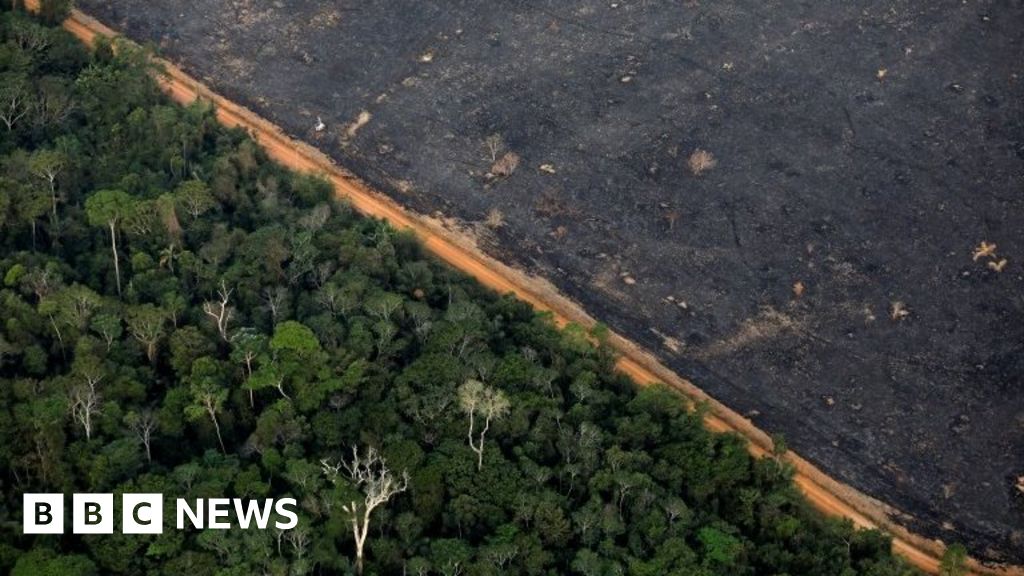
[79,0,1024,563]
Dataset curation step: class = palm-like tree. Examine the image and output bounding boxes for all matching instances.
[159,242,179,274]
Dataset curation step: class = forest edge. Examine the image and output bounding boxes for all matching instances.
[22,2,1020,575]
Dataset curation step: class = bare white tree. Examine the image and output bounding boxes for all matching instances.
[33,79,75,130]
[458,379,511,470]
[484,133,505,162]
[125,409,157,462]
[30,149,65,224]
[364,292,402,323]
[321,446,409,576]
[66,356,105,441]
[271,369,289,400]
[203,280,234,342]
[261,285,287,321]
[484,543,519,571]
[69,383,101,440]
[12,22,51,52]
[0,78,30,132]
[286,526,311,563]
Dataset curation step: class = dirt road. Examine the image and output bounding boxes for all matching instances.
[39,5,1022,575]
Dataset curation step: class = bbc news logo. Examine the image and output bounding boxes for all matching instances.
[23,494,298,534]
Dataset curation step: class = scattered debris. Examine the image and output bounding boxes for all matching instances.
[418,50,434,63]
[876,68,888,80]
[971,240,1009,272]
[722,61,734,70]
[687,148,717,176]
[314,115,326,132]
[489,151,520,178]
[792,281,805,298]
[972,241,997,261]
[863,306,877,323]
[890,301,909,321]
[345,110,372,139]
[484,208,505,229]
[551,225,568,240]
[698,308,797,359]
[943,484,957,499]
[650,327,683,353]
[539,163,557,174]
[988,258,1008,273]
[1016,475,1024,496]
[622,275,636,285]
[534,189,578,218]
[620,75,633,83]
[392,179,414,195]
[662,207,681,231]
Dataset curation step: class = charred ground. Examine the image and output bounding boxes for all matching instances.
[78,0,1024,564]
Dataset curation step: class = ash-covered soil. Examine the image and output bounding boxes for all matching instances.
[78,0,1024,563]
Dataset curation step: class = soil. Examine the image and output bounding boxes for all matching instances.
[75,0,1024,565]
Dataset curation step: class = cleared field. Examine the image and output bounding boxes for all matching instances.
[75,0,1024,568]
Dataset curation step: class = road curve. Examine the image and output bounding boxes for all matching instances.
[29,4,1021,575]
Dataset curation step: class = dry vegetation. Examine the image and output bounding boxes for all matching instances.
[534,189,580,219]
[490,151,520,178]
[484,133,504,162]
[972,240,1009,273]
[484,207,505,229]
[687,148,717,176]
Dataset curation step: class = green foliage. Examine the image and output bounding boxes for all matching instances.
[0,12,918,576]
[84,189,133,227]
[35,0,70,25]
[11,549,97,576]
[939,543,968,576]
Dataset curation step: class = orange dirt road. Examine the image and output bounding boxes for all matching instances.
[34,5,1021,575]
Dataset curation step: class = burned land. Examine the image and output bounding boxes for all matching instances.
[78,0,1024,563]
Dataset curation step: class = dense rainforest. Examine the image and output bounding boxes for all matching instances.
[0,5,922,575]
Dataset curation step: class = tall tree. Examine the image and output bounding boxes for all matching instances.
[12,179,49,249]
[29,149,65,225]
[0,72,31,132]
[185,357,229,454]
[175,179,215,221]
[85,189,135,296]
[458,379,510,470]
[124,409,157,462]
[321,446,408,576]
[126,304,166,363]
[202,279,234,342]
[68,383,100,440]
[230,328,267,407]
